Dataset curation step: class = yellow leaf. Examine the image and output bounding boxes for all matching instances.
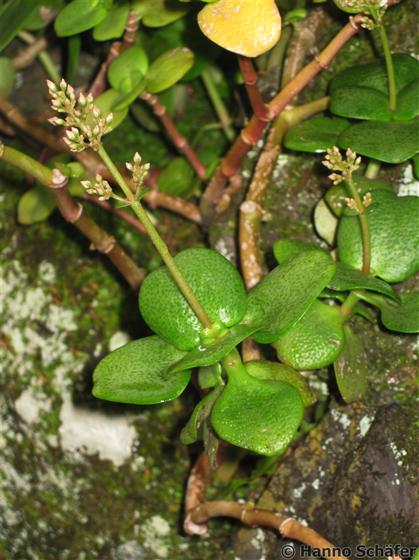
[198,0,281,58]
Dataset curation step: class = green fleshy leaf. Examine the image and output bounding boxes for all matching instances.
[246,360,315,406]
[284,115,350,153]
[325,175,392,217]
[246,250,336,344]
[272,300,345,370]
[55,0,112,37]
[0,57,15,98]
[413,154,419,180]
[0,0,41,51]
[180,386,223,444]
[170,324,257,372]
[92,336,191,405]
[313,198,338,245]
[146,47,194,93]
[139,248,247,351]
[338,119,419,164]
[273,239,327,264]
[18,186,56,224]
[331,86,391,121]
[211,363,304,456]
[329,262,400,302]
[337,189,419,283]
[330,54,419,121]
[334,325,368,403]
[360,292,419,333]
[108,46,148,94]
[395,78,419,121]
[158,157,195,197]
[132,0,188,27]
[93,2,129,41]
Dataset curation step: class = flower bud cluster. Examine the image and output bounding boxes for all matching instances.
[126,152,151,200]
[322,147,361,185]
[47,79,113,152]
[81,174,113,200]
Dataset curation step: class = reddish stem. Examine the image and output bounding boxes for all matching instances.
[189,500,346,559]
[201,15,363,220]
[140,91,207,181]
[238,56,272,121]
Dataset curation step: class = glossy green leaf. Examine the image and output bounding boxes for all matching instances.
[158,157,195,197]
[273,239,327,265]
[139,248,247,351]
[246,360,315,406]
[0,0,40,51]
[334,325,368,403]
[108,46,148,94]
[93,2,129,41]
[337,189,419,283]
[132,0,188,27]
[359,291,419,333]
[17,186,56,224]
[0,57,15,98]
[55,0,112,37]
[331,86,391,121]
[211,363,304,455]
[146,48,194,93]
[325,175,392,217]
[92,336,191,405]
[180,386,223,444]
[272,300,345,370]
[329,262,400,302]
[313,198,338,245]
[93,89,129,128]
[246,250,336,344]
[395,78,419,121]
[413,154,419,180]
[170,324,258,372]
[338,119,419,164]
[330,54,419,121]
[284,115,350,153]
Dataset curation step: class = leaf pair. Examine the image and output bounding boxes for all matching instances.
[285,54,419,163]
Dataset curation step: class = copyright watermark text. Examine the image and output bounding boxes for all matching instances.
[279,544,417,559]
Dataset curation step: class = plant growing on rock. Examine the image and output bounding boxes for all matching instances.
[0,0,417,554]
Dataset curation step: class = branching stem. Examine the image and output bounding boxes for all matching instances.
[0,143,144,289]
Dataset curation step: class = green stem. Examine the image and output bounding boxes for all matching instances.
[340,173,372,318]
[346,173,371,275]
[202,68,235,142]
[364,159,381,179]
[97,146,213,329]
[221,347,246,380]
[0,144,53,184]
[378,23,397,111]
